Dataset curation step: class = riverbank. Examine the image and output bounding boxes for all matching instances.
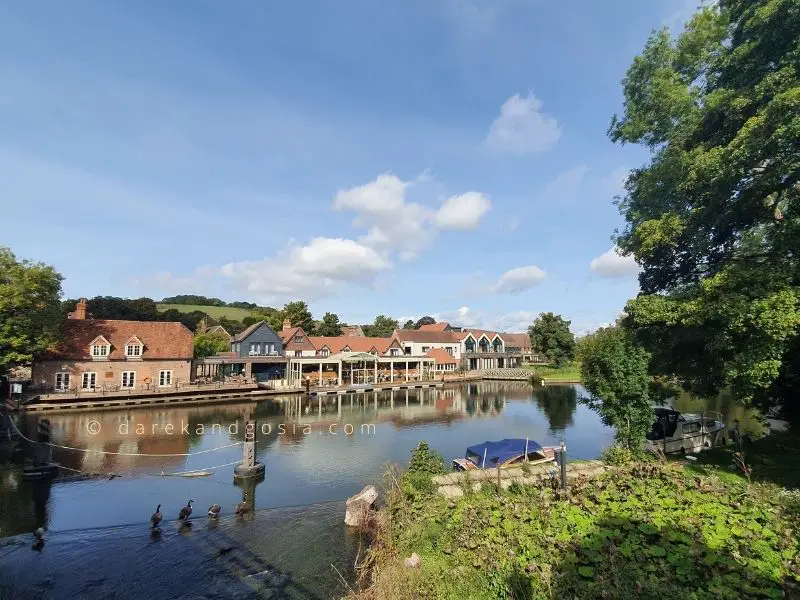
[524,361,582,383]
[349,437,800,599]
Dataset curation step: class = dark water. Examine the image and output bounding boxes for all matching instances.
[0,382,763,599]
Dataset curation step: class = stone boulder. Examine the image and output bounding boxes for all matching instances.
[404,553,421,568]
[344,485,379,527]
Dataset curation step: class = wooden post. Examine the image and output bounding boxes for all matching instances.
[560,440,567,491]
[496,463,501,490]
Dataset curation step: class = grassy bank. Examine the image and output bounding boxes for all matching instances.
[156,303,255,320]
[523,361,582,382]
[351,442,800,599]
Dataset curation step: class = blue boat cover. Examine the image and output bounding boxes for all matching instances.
[465,439,544,468]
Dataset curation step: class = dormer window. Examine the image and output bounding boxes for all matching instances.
[342,346,352,352]
[125,336,143,359]
[320,347,330,357]
[89,336,111,360]
[295,335,304,343]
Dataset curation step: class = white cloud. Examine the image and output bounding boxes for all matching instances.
[484,93,561,154]
[589,248,640,278]
[490,266,547,294]
[543,165,589,198]
[333,173,491,259]
[216,237,390,304]
[435,192,492,230]
[433,306,485,329]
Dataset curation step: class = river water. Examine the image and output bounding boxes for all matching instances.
[0,382,763,599]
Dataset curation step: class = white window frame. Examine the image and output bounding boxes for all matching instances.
[91,344,109,357]
[320,348,330,357]
[125,344,142,358]
[121,371,136,389]
[82,372,97,390]
[294,335,304,343]
[158,370,173,387]
[55,372,70,391]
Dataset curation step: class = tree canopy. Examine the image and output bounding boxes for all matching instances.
[317,312,343,337]
[193,332,230,358]
[279,301,315,335]
[610,0,800,418]
[402,319,415,330]
[414,316,436,329]
[528,313,576,367]
[580,326,654,451]
[0,248,64,373]
[363,315,399,338]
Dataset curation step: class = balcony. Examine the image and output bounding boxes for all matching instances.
[464,348,520,355]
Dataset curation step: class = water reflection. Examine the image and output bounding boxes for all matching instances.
[532,385,579,433]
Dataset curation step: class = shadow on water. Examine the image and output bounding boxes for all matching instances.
[531,385,578,434]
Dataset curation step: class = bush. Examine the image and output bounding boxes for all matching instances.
[601,445,635,465]
[408,442,445,476]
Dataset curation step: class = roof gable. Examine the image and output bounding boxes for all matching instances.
[89,335,111,347]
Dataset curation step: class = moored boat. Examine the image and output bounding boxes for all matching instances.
[646,407,726,455]
[452,438,560,471]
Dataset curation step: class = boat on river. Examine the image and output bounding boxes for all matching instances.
[452,438,560,471]
[646,407,726,454]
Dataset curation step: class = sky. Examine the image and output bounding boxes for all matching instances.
[0,0,702,334]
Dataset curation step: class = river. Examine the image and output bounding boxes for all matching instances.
[0,381,764,599]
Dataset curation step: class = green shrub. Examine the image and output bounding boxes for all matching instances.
[408,441,445,476]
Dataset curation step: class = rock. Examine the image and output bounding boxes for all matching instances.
[404,552,421,568]
[344,485,379,527]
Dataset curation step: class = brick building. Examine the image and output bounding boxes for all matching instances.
[31,299,194,393]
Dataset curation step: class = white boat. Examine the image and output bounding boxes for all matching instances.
[646,407,726,454]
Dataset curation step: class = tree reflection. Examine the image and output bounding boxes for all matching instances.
[532,385,578,433]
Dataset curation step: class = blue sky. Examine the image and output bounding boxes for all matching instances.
[0,0,700,334]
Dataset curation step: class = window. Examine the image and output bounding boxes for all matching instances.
[91,344,109,357]
[235,343,241,353]
[294,350,302,357]
[389,348,399,356]
[249,342,259,355]
[159,370,172,386]
[404,346,412,355]
[121,371,136,389]
[55,372,70,391]
[421,346,430,352]
[125,344,142,357]
[82,372,97,389]
[446,347,453,356]
[320,348,330,357]
[295,335,304,343]
[266,343,274,355]
[682,422,701,435]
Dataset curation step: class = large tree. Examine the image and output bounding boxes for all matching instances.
[0,248,63,373]
[580,326,653,451]
[402,319,415,330]
[193,332,230,358]
[316,312,343,337]
[609,0,800,418]
[363,315,399,338]
[280,301,315,334]
[528,313,576,367]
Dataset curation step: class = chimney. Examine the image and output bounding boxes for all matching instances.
[70,298,88,320]
[282,318,292,331]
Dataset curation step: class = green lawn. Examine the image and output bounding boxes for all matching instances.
[523,361,582,382]
[156,303,256,320]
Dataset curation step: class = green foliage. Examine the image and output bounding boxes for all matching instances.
[0,247,63,373]
[193,332,230,358]
[407,441,445,476]
[609,0,800,419]
[316,312,343,336]
[363,315,399,338]
[580,326,654,451]
[280,301,315,335]
[160,294,226,306]
[528,312,576,367]
[402,319,415,330]
[364,461,800,600]
[601,445,637,466]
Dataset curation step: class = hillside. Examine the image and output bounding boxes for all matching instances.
[156,303,256,320]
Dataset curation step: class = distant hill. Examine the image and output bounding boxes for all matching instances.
[156,303,256,320]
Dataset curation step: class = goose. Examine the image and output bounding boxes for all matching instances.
[207,503,221,518]
[234,494,250,516]
[178,500,194,523]
[32,528,45,551]
[150,504,163,529]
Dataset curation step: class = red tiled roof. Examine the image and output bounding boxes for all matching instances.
[499,333,531,349]
[43,320,193,360]
[279,327,317,351]
[309,336,402,355]
[465,328,503,340]
[393,330,463,343]
[418,322,449,332]
[425,348,458,364]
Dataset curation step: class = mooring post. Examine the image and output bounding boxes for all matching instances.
[559,440,567,491]
[233,419,265,480]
